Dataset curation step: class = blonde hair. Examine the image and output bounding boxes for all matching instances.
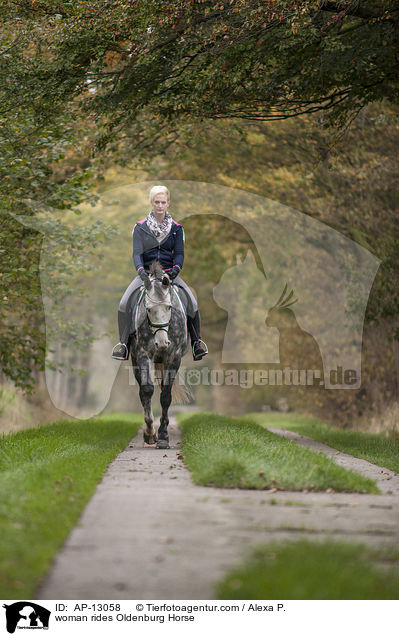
[149,185,170,203]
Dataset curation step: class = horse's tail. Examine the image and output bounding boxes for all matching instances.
[153,363,192,404]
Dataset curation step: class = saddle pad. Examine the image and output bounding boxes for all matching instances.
[132,287,145,335]
[172,284,187,317]
[172,285,188,343]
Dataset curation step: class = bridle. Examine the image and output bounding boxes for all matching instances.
[144,280,172,337]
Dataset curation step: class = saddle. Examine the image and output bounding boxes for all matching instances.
[130,283,187,336]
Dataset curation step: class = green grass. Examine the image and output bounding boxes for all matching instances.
[217,539,399,599]
[0,413,141,599]
[178,413,378,493]
[247,412,399,474]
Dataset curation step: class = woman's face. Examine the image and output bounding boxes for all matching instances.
[152,193,169,215]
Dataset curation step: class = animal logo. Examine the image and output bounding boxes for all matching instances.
[266,284,324,382]
[2,602,51,634]
[213,252,324,378]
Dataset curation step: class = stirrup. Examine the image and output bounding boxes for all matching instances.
[111,342,129,360]
[192,339,208,361]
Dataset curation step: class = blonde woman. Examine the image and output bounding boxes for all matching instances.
[112,185,208,361]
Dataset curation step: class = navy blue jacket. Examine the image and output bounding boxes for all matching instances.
[132,218,184,274]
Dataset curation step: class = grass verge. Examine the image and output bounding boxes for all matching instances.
[246,412,399,474]
[217,539,399,599]
[178,413,378,493]
[0,413,141,599]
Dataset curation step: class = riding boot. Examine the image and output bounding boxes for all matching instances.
[111,308,132,360]
[187,310,208,361]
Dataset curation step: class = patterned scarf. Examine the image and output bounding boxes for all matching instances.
[146,209,173,244]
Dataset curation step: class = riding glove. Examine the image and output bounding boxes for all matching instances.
[168,266,180,280]
[139,269,150,283]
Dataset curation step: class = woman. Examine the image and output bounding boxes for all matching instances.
[111,185,208,361]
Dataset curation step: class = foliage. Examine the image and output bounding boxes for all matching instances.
[0,216,45,390]
[0,1,115,389]
[155,103,399,327]
[151,103,399,419]
[2,1,398,161]
[61,100,399,420]
[1,0,398,397]
[0,211,115,390]
[0,65,101,388]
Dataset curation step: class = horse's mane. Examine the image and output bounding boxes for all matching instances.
[149,261,169,300]
[149,260,164,280]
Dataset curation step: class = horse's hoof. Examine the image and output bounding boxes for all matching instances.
[143,433,157,446]
[156,439,170,450]
[144,441,157,447]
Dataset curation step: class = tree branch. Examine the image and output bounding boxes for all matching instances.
[319,1,397,21]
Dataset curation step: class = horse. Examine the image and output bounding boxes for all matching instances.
[130,261,189,448]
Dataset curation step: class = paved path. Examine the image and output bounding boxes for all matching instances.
[36,418,399,600]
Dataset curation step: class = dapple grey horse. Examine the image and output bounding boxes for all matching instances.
[130,261,189,449]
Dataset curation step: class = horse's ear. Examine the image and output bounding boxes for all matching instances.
[162,275,170,288]
[144,277,152,291]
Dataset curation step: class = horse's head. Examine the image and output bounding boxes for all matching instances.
[144,261,172,350]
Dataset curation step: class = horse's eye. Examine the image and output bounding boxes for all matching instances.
[168,305,172,310]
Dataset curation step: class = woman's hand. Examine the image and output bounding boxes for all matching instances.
[168,266,180,280]
[139,269,151,289]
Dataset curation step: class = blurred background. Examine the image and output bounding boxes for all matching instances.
[1,1,398,436]
[2,104,399,435]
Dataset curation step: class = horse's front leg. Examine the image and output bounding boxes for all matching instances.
[133,354,157,445]
[157,364,178,448]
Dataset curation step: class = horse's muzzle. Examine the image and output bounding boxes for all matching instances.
[155,340,170,350]
[154,331,170,350]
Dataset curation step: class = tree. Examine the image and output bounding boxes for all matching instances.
[0,14,109,390]
[150,103,399,418]
[1,0,398,390]
[2,0,397,157]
